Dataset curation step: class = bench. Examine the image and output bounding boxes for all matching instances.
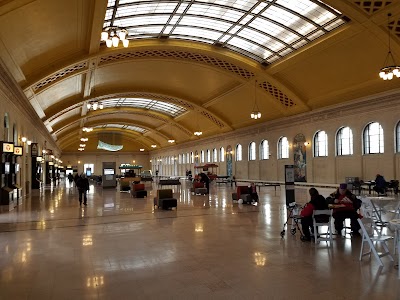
[154,189,177,210]
[159,179,181,186]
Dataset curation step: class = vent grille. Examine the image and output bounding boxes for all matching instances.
[99,50,254,80]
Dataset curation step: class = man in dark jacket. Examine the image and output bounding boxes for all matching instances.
[76,173,90,206]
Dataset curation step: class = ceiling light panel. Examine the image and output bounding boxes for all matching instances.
[104,0,347,63]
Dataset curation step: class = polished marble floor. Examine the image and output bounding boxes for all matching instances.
[0,179,399,299]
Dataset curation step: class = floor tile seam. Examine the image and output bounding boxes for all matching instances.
[0,208,261,233]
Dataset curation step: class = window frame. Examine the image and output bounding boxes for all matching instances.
[236,144,242,161]
[363,122,384,154]
[278,137,289,159]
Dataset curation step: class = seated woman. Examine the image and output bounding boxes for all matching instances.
[330,183,361,236]
[248,183,258,203]
[300,188,328,242]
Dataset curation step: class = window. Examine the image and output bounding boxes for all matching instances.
[190,152,194,163]
[186,153,190,163]
[278,137,289,159]
[314,131,328,157]
[220,147,225,162]
[260,140,269,160]
[213,148,218,162]
[201,150,205,163]
[336,127,353,156]
[206,149,211,163]
[364,122,384,154]
[249,142,256,161]
[236,144,242,161]
[396,121,400,153]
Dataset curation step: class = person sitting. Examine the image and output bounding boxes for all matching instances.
[248,183,258,203]
[373,174,387,196]
[199,172,210,194]
[330,183,361,236]
[300,188,328,242]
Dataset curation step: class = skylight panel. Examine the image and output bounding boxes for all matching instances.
[179,16,232,31]
[114,15,170,28]
[239,28,285,52]
[173,27,222,40]
[174,36,214,44]
[227,37,272,58]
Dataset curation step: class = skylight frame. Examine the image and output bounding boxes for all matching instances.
[103,0,348,64]
[100,97,187,117]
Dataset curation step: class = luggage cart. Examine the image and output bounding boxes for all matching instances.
[280,202,303,238]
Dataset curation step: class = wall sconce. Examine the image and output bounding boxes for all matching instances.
[304,142,310,146]
[21,137,27,143]
[140,148,144,151]
[27,140,32,145]
[78,161,81,164]
[42,149,47,154]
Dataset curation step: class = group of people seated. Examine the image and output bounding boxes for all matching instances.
[299,183,362,242]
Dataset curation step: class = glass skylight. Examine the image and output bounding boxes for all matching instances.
[103,0,348,64]
[101,98,187,117]
[95,124,147,133]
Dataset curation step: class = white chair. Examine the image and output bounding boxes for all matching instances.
[358,217,394,267]
[312,210,333,245]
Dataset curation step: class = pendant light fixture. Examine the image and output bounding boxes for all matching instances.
[379,13,400,80]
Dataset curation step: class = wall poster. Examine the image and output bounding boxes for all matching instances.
[293,133,307,182]
[226,145,232,177]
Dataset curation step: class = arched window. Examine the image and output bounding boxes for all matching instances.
[396,121,400,153]
[260,140,269,160]
[187,153,190,163]
[213,148,218,162]
[190,152,194,163]
[278,137,289,159]
[220,147,225,162]
[201,150,205,163]
[336,127,353,156]
[363,122,384,154]
[206,149,211,163]
[314,131,328,157]
[249,142,256,161]
[236,144,242,161]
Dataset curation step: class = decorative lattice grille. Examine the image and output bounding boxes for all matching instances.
[33,62,87,91]
[352,1,392,14]
[260,82,296,108]
[99,50,254,80]
[388,17,400,39]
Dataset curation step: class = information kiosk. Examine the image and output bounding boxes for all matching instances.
[102,162,116,188]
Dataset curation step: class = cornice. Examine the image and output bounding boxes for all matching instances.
[0,59,60,152]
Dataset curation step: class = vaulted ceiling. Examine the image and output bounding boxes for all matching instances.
[1,0,400,153]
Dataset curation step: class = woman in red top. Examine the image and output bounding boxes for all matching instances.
[300,188,328,242]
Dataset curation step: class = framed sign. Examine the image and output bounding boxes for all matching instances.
[14,146,23,156]
[3,142,14,153]
[31,143,38,157]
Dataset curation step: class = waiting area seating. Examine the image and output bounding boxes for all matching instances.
[158,178,181,187]
[232,186,252,204]
[191,182,207,195]
[153,189,177,210]
[130,183,147,198]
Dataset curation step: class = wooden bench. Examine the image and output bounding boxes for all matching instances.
[158,179,181,187]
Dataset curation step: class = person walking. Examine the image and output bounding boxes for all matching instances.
[76,173,89,206]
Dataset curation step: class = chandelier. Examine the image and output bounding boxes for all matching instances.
[78,148,84,151]
[379,13,400,80]
[250,80,261,119]
[87,101,103,111]
[194,131,202,136]
[80,138,88,142]
[101,26,129,48]
[194,112,202,136]
[168,139,175,143]
[83,127,93,132]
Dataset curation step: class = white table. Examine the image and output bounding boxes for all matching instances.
[366,197,399,226]
[389,219,400,278]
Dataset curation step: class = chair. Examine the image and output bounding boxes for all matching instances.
[357,217,393,267]
[153,189,177,210]
[312,210,333,245]
[232,186,251,204]
[130,183,147,198]
[387,180,399,195]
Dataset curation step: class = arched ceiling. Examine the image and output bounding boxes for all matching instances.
[1,0,400,153]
